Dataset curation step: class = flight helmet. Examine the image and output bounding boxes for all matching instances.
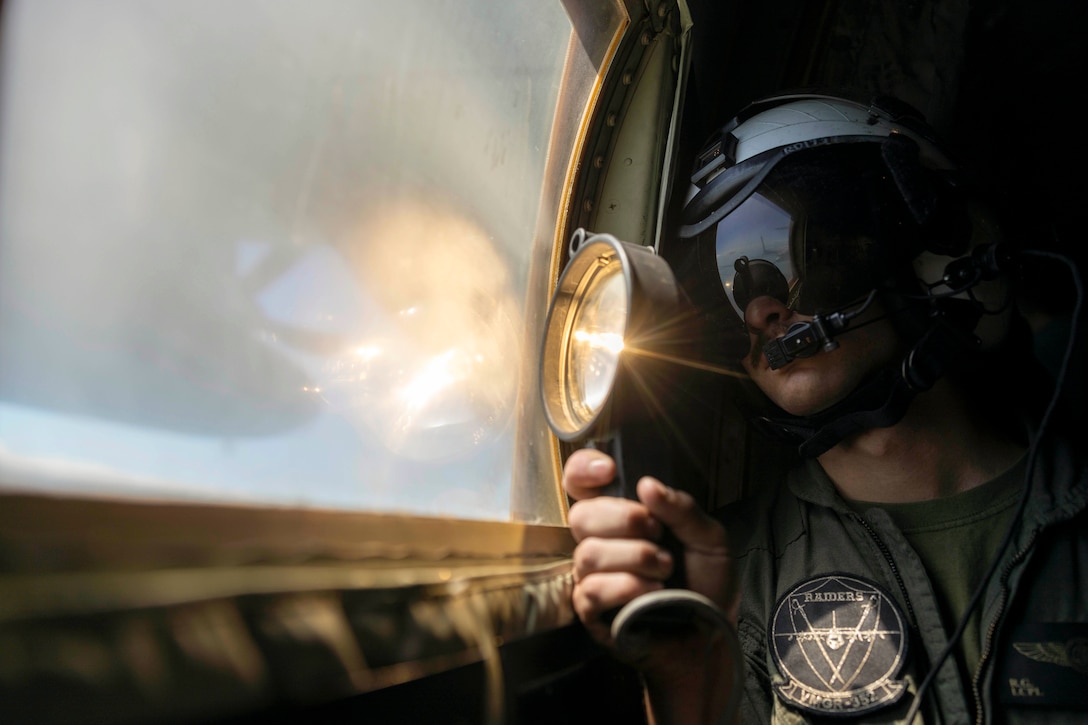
[672,91,1014,455]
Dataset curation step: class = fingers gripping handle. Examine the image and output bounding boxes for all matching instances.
[591,422,686,589]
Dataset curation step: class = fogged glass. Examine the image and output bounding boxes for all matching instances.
[0,1,616,521]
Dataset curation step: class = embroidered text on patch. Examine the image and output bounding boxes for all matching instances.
[770,574,909,716]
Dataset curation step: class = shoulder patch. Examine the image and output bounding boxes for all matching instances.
[769,573,909,716]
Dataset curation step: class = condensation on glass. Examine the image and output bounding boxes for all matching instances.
[0,1,624,522]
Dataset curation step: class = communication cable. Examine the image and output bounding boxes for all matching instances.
[901,248,1083,723]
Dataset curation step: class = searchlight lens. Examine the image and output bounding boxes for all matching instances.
[540,230,681,443]
[568,264,627,422]
[540,235,632,440]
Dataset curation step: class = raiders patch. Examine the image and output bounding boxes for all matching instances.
[769,574,909,716]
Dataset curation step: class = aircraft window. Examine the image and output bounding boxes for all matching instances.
[0,1,624,523]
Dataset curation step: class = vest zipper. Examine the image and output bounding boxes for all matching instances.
[848,512,916,622]
[970,527,1037,725]
[849,511,935,721]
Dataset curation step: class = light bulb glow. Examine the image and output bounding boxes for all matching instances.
[567,266,627,421]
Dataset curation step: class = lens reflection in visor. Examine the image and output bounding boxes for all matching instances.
[567,263,627,423]
[711,144,910,326]
[715,192,794,320]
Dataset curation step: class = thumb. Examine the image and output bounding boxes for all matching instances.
[635,476,737,619]
[635,476,727,554]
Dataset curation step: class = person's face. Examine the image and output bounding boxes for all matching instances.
[740,295,901,417]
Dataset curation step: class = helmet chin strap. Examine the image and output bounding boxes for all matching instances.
[752,367,915,458]
[752,316,970,457]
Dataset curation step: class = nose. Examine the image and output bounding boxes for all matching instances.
[744,295,793,334]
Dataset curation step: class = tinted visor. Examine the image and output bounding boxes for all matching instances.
[711,145,913,324]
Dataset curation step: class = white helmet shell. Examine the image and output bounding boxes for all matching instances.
[730,97,952,168]
[685,94,959,212]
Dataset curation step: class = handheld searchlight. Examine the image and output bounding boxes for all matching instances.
[539,230,744,707]
[539,229,695,587]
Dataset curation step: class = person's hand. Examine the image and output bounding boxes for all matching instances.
[565,448,743,722]
[563,447,737,647]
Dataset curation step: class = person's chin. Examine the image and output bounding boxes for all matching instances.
[776,390,855,418]
[759,367,848,417]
